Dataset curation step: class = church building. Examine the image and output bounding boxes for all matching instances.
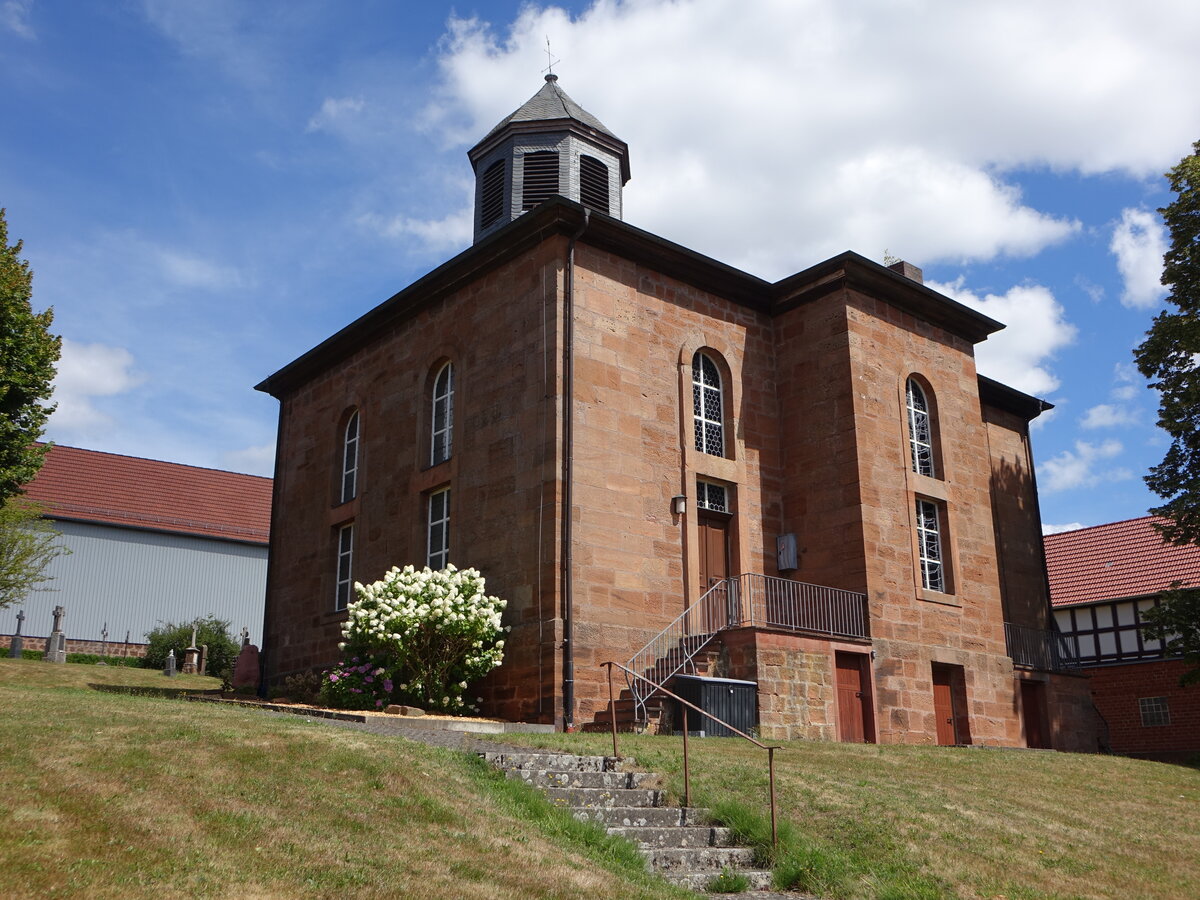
[257,76,1099,749]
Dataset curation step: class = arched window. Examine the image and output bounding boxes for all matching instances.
[692,351,724,456]
[579,155,610,214]
[479,159,506,229]
[906,378,935,477]
[341,410,359,503]
[431,363,454,466]
[522,151,559,210]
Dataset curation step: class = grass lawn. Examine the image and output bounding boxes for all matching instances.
[490,731,1200,900]
[0,659,687,899]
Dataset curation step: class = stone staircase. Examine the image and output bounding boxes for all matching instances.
[482,748,772,892]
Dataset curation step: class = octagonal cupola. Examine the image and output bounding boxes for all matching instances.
[468,74,631,243]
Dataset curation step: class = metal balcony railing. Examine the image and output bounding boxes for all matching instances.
[1004,621,1080,672]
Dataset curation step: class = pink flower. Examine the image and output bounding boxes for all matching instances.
[329,674,339,683]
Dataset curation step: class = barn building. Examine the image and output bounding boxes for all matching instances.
[258,76,1098,748]
[0,445,270,657]
[1046,516,1200,760]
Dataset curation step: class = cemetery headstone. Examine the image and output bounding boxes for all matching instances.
[231,641,260,691]
[164,648,177,677]
[7,609,25,658]
[43,605,66,663]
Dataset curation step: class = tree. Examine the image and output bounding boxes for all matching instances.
[0,207,60,504]
[1134,141,1200,683]
[0,499,67,609]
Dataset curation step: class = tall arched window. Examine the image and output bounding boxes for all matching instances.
[431,363,454,466]
[341,410,359,503]
[693,351,724,456]
[906,378,935,477]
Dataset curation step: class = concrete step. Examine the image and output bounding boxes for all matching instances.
[647,845,758,873]
[662,868,775,892]
[544,786,663,809]
[571,805,712,828]
[606,824,734,848]
[505,768,658,790]
[481,751,622,772]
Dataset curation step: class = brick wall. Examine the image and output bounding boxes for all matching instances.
[1,634,148,658]
[1085,659,1200,758]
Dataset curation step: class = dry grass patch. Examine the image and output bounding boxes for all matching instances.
[489,731,1200,899]
[0,660,686,899]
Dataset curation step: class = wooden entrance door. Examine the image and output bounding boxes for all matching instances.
[698,513,730,590]
[932,665,958,746]
[835,651,875,743]
[1020,681,1050,749]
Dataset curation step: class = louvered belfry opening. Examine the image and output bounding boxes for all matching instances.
[479,159,506,229]
[522,151,560,210]
[579,155,610,214]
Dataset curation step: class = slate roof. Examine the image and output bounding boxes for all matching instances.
[22,445,272,545]
[1044,515,1200,607]
[479,74,618,143]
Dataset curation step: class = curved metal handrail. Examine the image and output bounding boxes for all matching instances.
[601,659,782,847]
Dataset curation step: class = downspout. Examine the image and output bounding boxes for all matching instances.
[562,208,590,730]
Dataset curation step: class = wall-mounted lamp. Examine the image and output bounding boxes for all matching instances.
[671,494,687,515]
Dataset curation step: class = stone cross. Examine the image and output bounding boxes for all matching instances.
[43,605,67,663]
[97,622,109,666]
[240,627,250,646]
[7,610,24,658]
[190,626,198,648]
[51,605,65,633]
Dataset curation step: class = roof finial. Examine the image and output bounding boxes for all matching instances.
[542,36,560,81]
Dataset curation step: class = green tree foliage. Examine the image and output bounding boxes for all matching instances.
[0,499,67,609]
[0,208,61,504]
[1135,141,1200,684]
[142,615,240,677]
[1140,587,1200,686]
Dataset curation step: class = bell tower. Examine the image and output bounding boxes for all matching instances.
[468,74,631,243]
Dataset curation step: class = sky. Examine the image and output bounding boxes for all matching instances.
[2,0,1198,534]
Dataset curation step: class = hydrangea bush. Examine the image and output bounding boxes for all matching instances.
[330,564,507,714]
[321,657,394,710]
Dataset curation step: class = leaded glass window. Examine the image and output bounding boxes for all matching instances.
[341,410,359,503]
[907,378,935,477]
[916,499,945,593]
[431,363,454,466]
[335,523,354,611]
[693,352,724,456]
[428,488,450,570]
[696,480,728,513]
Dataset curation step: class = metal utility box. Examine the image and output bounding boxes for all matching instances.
[671,675,758,737]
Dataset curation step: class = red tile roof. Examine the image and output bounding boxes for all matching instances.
[22,445,271,545]
[1044,516,1200,607]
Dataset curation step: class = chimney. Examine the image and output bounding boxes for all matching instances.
[887,260,924,284]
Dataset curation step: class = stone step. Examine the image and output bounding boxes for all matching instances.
[482,751,622,772]
[544,786,663,809]
[662,868,775,892]
[647,845,758,873]
[505,768,658,790]
[571,805,712,828]
[606,824,734,848]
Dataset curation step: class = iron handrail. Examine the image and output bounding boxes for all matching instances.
[602,659,781,847]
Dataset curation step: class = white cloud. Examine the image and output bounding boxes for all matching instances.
[929,279,1076,396]
[1043,522,1085,535]
[48,339,143,434]
[1080,403,1137,429]
[360,207,474,252]
[1,0,34,39]
[153,247,244,291]
[1110,208,1167,308]
[1038,439,1131,492]
[222,442,275,477]
[420,0,1200,274]
[307,96,366,134]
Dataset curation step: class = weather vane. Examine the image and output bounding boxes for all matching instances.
[543,36,560,76]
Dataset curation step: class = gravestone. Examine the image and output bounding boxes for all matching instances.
[231,641,260,691]
[97,623,109,666]
[182,626,199,674]
[42,605,66,663]
[7,610,25,658]
[163,648,177,677]
[199,644,208,675]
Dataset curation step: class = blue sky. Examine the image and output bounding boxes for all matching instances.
[2,0,1198,533]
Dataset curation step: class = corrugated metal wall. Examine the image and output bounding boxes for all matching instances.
[0,520,267,646]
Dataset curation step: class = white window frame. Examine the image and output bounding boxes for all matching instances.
[696,479,729,513]
[916,499,946,593]
[335,523,354,611]
[907,378,935,477]
[431,363,454,466]
[692,352,724,457]
[427,488,450,570]
[341,410,359,503]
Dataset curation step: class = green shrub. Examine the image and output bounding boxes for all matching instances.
[142,615,239,674]
[278,670,323,704]
[65,652,140,666]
